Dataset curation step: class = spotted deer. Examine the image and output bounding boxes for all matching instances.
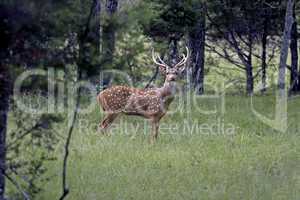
[97,47,189,143]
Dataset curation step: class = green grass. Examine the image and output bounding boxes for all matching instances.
[34,94,300,200]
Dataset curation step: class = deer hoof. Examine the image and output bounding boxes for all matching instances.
[97,126,105,135]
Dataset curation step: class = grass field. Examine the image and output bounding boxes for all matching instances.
[35,94,300,200]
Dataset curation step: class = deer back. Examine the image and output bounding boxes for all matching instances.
[98,86,168,117]
[98,86,133,112]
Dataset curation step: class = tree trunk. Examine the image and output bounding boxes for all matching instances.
[94,0,101,56]
[261,19,268,94]
[102,0,118,66]
[246,63,254,95]
[0,64,10,200]
[289,3,298,94]
[0,10,12,198]
[278,0,294,91]
[246,33,254,95]
[169,39,178,66]
[78,0,101,76]
[189,3,206,95]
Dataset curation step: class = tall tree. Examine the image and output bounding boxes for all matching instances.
[189,2,206,94]
[60,1,102,199]
[289,2,298,94]
[102,0,118,66]
[207,0,284,95]
[0,7,10,198]
[261,20,268,93]
[78,0,102,76]
[260,2,272,94]
[207,0,258,94]
[0,66,10,200]
[0,2,60,198]
[0,5,27,198]
[278,0,294,91]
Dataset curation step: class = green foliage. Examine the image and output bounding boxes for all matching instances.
[139,0,197,41]
[114,28,153,84]
[207,0,285,38]
[6,100,64,198]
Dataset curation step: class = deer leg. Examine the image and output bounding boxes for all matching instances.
[98,113,119,134]
[150,119,160,144]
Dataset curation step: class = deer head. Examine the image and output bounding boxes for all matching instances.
[152,46,189,83]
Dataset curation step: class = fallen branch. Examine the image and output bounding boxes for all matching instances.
[4,172,30,200]
[59,1,99,199]
[58,81,80,200]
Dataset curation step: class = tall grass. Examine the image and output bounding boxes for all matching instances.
[32,94,300,200]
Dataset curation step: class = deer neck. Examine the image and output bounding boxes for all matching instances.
[158,81,177,98]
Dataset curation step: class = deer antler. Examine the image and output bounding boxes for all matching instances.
[152,48,170,69]
[174,46,189,69]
